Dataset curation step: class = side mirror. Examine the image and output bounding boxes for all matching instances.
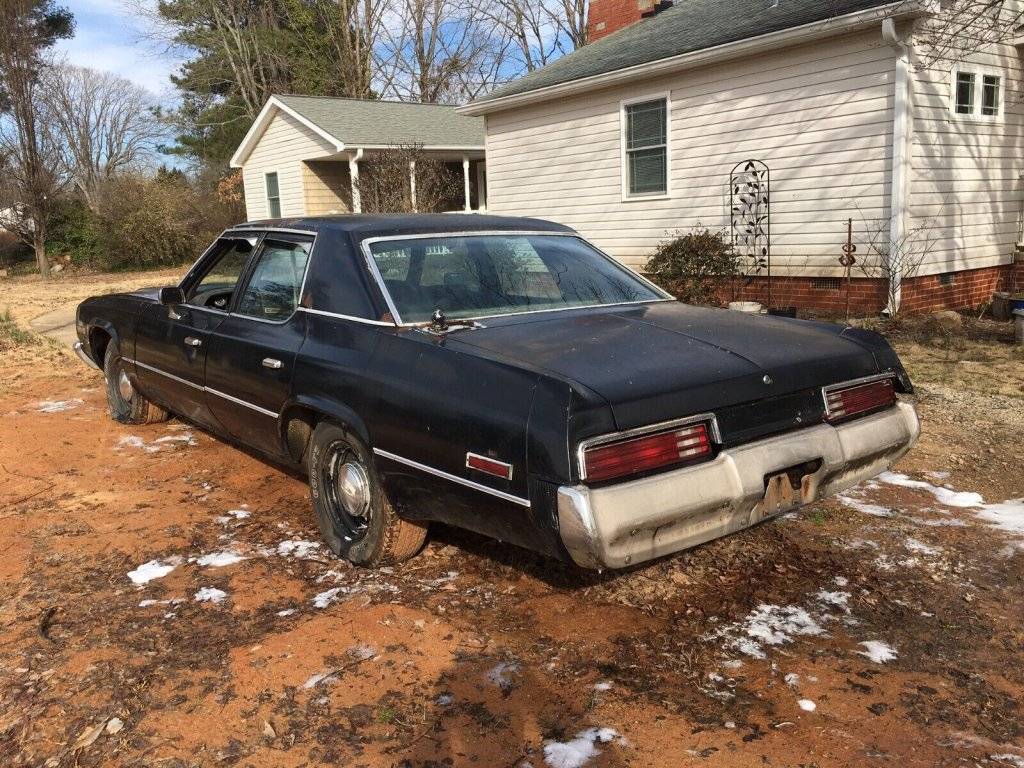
[159,286,184,305]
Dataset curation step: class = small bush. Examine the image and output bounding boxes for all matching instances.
[644,228,740,306]
[0,308,38,352]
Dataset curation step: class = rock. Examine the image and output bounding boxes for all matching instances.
[0,269,8,278]
[931,310,962,332]
[261,720,276,739]
[50,263,64,274]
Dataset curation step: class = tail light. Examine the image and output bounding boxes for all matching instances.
[580,420,714,483]
[823,376,896,423]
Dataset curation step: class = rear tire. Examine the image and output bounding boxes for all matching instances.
[103,342,169,425]
[309,421,427,567]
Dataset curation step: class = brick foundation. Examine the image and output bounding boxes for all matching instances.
[718,264,1018,314]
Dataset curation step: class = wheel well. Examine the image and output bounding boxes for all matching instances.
[282,406,319,465]
[89,327,112,366]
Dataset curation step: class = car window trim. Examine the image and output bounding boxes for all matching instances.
[358,230,674,327]
[230,231,317,325]
[178,232,267,312]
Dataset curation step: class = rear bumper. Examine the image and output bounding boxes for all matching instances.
[73,341,100,370]
[557,402,920,570]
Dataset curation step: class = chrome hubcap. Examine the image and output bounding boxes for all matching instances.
[117,370,133,401]
[335,460,370,518]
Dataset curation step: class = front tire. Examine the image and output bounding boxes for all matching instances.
[309,421,427,567]
[103,342,169,425]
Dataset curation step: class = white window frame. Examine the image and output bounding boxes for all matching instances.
[620,92,671,202]
[265,171,282,217]
[949,67,1003,121]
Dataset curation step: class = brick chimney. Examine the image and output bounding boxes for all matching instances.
[588,0,669,42]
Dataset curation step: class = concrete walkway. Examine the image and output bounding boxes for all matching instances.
[28,304,79,347]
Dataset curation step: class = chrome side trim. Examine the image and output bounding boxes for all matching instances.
[373,448,531,508]
[128,358,278,417]
[576,412,721,482]
[129,358,204,391]
[205,386,278,418]
[358,230,673,328]
[297,307,395,326]
[821,373,897,419]
[73,342,100,370]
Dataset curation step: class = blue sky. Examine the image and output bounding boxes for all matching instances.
[56,0,184,100]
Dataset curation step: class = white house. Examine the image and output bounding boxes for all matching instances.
[460,0,1024,313]
[232,95,487,219]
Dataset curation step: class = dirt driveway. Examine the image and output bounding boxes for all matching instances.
[1,272,1023,768]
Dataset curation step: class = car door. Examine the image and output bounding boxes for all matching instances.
[203,233,314,455]
[133,236,260,429]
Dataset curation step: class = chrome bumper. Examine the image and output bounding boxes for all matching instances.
[557,402,921,570]
[73,341,100,370]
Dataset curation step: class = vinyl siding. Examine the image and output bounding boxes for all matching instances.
[485,29,897,275]
[303,161,352,215]
[907,8,1024,277]
[241,110,337,220]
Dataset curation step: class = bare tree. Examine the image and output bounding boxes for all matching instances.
[479,0,587,73]
[911,0,1024,69]
[857,212,940,316]
[0,0,74,277]
[40,65,163,212]
[354,145,461,212]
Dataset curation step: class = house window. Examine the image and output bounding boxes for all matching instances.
[265,172,282,218]
[624,98,668,197]
[952,69,1001,118]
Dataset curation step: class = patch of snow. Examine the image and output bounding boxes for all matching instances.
[225,509,251,519]
[833,576,849,587]
[127,558,181,585]
[36,399,83,413]
[721,604,825,659]
[593,681,613,692]
[195,550,246,568]
[139,598,180,608]
[878,471,984,508]
[720,659,743,669]
[974,498,1024,536]
[486,661,521,691]
[924,470,950,481]
[194,587,227,604]
[990,754,1024,768]
[435,693,454,706]
[857,640,898,664]
[921,518,967,527]
[117,436,146,450]
[784,673,800,687]
[153,434,196,445]
[837,494,894,517]
[278,540,322,559]
[276,609,296,617]
[543,728,623,768]
[904,537,941,556]
[312,587,343,609]
[348,643,376,661]
[302,671,337,689]
[816,590,851,612]
[797,699,817,712]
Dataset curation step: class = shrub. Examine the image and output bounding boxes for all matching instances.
[644,228,741,305]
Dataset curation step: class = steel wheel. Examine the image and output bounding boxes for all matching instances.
[320,442,372,540]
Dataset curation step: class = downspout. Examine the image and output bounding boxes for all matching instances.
[882,17,913,315]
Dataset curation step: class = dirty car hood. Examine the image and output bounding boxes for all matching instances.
[449,301,902,432]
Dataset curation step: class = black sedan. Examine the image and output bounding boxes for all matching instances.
[74,215,920,570]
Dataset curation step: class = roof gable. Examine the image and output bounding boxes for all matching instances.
[231,95,485,167]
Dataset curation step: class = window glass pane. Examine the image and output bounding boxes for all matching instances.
[628,147,667,195]
[982,75,1000,115]
[368,235,665,323]
[955,72,975,114]
[266,173,281,218]
[266,172,280,197]
[626,100,666,149]
[236,239,311,319]
[189,238,257,305]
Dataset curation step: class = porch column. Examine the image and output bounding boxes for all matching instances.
[475,161,487,211]
[462,156,471,212]
[349,148,362,214]
[409,160,417,212]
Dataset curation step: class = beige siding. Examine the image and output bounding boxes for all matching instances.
[907,9,1024,276]
[486,30,897,275]
[241,110,337,219]
[304,161,352,215]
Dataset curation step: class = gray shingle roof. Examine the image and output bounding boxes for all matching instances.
[477,0,898,103]
[277,95,484,147]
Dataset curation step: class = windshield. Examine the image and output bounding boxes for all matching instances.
[367,234,668,324]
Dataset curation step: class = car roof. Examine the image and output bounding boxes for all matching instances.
[228,213,575,240]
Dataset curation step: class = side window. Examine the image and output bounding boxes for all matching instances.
[952,68,1001,119]
[235,238,312,321]
[623,97,668,197]
[266,172,282,218]
[187,238,257,309]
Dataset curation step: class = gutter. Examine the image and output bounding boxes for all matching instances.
[458,1,928,116]
[882,17,914,316]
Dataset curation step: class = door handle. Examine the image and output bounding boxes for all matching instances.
[262,358,283,370]
[184,336,202,347]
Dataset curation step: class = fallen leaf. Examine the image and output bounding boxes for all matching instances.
[74,722,105,749]
[105,717,124,735]
[262,720,276,739]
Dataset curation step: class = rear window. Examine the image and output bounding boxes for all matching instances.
[367,234,667,324]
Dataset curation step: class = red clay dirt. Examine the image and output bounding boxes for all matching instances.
[0,291,1022,767]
